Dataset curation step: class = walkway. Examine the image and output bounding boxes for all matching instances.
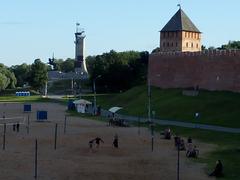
[101,109,240,134]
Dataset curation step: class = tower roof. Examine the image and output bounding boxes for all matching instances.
[161,8,200,33]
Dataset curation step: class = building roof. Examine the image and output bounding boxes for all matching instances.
[161,8,200,33]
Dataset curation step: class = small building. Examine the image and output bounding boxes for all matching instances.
[160,7,201,52]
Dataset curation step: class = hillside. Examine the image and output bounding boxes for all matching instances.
[95,85,240,128]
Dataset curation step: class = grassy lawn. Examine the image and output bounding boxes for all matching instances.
[0,95,54,103]
[90,86,240,128]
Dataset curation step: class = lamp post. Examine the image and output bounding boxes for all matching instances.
[93,75,102,115]
[148,77,151,123]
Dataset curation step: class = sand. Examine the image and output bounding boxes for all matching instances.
[0,102,213,180]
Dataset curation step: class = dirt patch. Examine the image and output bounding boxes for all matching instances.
[0,102,213,180]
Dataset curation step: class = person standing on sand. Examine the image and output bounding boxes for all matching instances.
[95,137,104,148]
[113,134,118,148]
[89,140,94,149]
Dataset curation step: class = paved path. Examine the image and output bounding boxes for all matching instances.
[101,109,240,134]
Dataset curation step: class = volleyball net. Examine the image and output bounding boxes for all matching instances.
[0,116,26,126]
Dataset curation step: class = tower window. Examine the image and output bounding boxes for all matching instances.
[196,43,199,48]
[167,42,169,47]
[191,43,194,47]
[186,42,188,47]
[171,42,174,47]
[176,42,178,47]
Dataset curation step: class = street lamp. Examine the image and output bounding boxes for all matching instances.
[93,75,102,115]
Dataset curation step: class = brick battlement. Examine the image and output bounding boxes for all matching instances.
[149,49,240,93]
[152,49,240,58]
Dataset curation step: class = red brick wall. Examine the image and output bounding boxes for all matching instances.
[149,50,240,92]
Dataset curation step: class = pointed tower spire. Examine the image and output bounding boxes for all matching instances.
[159,8,202,52]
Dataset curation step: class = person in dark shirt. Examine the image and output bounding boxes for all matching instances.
[187,137,192,143]
[209,160,223,177]
[95,137,104,148]
[16,123,20,132]
[113,134,118,148]
[89,140,94,149]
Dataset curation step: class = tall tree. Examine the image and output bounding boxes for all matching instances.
[30,59,48,91]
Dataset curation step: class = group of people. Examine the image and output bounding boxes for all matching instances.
[13,123,20,132]
[162,127,223,177]
[89,134,119,150]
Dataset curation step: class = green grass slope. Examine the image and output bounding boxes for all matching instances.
[95,85,240,128]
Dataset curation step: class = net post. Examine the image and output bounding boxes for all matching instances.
[54,123,58,150]
[138,116,140,135]
[64,115,67,134]
[34,139,38,179]
[177,143,180,180]
[151,124,154,152]
[27,115,30,134]
[3,123,6,150]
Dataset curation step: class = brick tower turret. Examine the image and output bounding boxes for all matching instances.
[160,7,201,52]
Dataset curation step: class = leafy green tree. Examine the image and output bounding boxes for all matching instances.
[11,63,31,87]
[87,50,148,93]
[0,63,17,90]
[61,58,75,72]
[48,58,75,72]
[0,73,8,91]
[151,47,160,53]
[29,59,48,91]
[220,41,240,50]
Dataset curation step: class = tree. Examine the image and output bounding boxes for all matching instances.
[0,73,8,91]
[151,47,160,53]
[11,63,31,87]
[87,50,148,93]
[29,59,48,91]
[61,58,75,72]
[0,63,17,90]
[220,41,240,50]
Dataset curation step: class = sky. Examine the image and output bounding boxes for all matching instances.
[0,0,240,66]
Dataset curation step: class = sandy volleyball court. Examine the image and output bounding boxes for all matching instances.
[0,102,212,180]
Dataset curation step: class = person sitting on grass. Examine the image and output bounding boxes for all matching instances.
[164,127,171,139]
[186,145,199,158]
[187,137,192,143]
[209,160,223,177]
[174,135,181,147]
[179,139,186,151]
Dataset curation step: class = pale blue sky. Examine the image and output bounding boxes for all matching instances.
[0,0,240,66]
